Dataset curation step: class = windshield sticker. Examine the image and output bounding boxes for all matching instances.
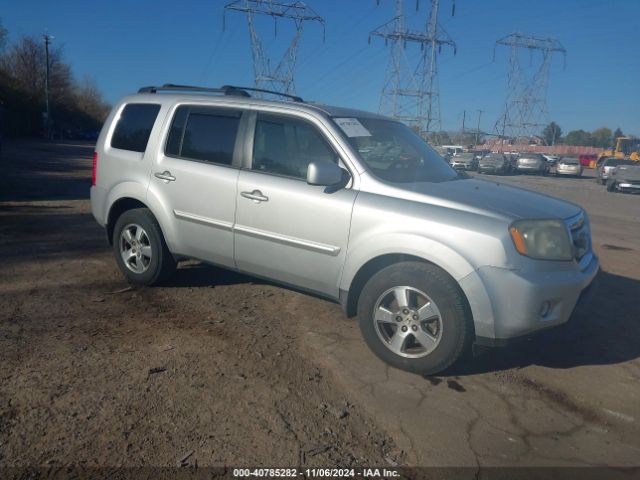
[335,118,372,138]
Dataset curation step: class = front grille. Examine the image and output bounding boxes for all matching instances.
[567,212,590,260]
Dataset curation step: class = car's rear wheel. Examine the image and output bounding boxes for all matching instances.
[607,181,617,192]
[357,261,473,375]
[113,208,176,285]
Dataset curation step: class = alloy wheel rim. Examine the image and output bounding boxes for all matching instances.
[119,223,152,274]
[372,286,443,359]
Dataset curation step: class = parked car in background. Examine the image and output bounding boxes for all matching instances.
[555,157,583,177]
[504,152,519,170]
[542,154,559,166]
[596,157,635,185]
[516,153,549,175]
[470,149,490,162]
[579,154,597,167]
[449,152,478,171]
[478,153,510,174]
[606,164,640,193]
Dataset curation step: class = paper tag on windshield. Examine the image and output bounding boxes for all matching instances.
[334,118,372,137]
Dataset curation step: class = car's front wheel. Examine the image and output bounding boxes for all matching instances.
[113,208,176,285]
[357,261,473,375]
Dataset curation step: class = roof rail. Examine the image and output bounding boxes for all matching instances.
[138,84,251,98]
[220,85,304,103]
[138,83,304,103]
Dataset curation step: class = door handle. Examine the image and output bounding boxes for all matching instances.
[154,171,176,182]
[240,190,269,203]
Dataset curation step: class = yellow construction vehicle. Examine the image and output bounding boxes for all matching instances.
[598,137,640,163]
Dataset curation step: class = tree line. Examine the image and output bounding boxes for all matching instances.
[541,122,629,149]
[0,18,110,138]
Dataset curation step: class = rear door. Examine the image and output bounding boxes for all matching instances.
[148,104,245,268]
[234,111,357,297]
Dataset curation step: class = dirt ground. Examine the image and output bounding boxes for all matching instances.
[1,141,639,474]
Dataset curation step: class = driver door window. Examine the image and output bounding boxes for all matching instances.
[252,114,338,180]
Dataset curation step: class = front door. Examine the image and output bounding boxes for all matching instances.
[234,112,357,297]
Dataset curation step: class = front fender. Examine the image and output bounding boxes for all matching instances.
[340,232,476,289]
[339,233,496,338]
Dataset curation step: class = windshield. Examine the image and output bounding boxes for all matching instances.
[334,117,459,183]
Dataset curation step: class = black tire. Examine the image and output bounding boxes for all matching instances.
[112,208,176,285]
[606,181,617,193]
[357,261,473,375]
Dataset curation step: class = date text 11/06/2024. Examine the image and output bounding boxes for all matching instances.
[232,468,401,478]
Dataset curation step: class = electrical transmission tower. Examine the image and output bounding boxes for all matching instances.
[223,0,324,95]
[370,0,456,136]
[493,32,566,145]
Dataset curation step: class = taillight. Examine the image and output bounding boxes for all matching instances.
[92,151,98,186]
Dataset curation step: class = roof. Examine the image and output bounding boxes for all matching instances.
[127,84,389,121]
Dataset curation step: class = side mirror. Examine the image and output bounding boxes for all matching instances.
[306,160,343,186]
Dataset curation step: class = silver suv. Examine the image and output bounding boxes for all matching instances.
[90,84,599,374]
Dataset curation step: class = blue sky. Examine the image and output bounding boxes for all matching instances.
[1,0,638,135]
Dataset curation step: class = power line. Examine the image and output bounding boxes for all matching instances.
[369,0,456,136]
[223,0,325,95]
[493,32,566,147]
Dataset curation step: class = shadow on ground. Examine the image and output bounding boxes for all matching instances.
[0,140,93,202]
[442,270,640,376]
[163,262,259,288]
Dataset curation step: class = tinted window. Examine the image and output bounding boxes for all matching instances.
[165,107,189,156]
[252,114,337,179]
[166,106,240,165]
[111,103,161,152]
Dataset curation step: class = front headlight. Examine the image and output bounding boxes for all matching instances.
[509,219,573,261]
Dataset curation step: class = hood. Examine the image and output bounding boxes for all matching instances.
[616,165,640,181]
[452,157,474,164]
[397,178,581,220]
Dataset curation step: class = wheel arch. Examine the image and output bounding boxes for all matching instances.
[106,197,149,245]
[342,252,478,349]
[341,250,475,328]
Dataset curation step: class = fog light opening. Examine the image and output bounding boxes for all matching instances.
[540,301,552,318]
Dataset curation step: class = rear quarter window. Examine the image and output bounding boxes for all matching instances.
[111,103,161,153]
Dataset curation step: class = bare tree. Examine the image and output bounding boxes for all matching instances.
[75,75,110,122]
[0,35,71,102]
[0,18,7,52]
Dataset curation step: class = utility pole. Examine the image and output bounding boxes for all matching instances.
[475,109,483,146]
[462,110,466,133]
[43,33,53,139]
[370,0,456,137]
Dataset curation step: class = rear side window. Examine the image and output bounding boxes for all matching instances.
[165,106,241,166]
[111,103,161,152]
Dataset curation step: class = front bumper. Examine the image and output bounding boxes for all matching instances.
[556,168,582,175]
[516,165,543,172]
[452,164,474,170]
[478,165,504,173]
[618,182,640,190]
[460,253,600,342]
